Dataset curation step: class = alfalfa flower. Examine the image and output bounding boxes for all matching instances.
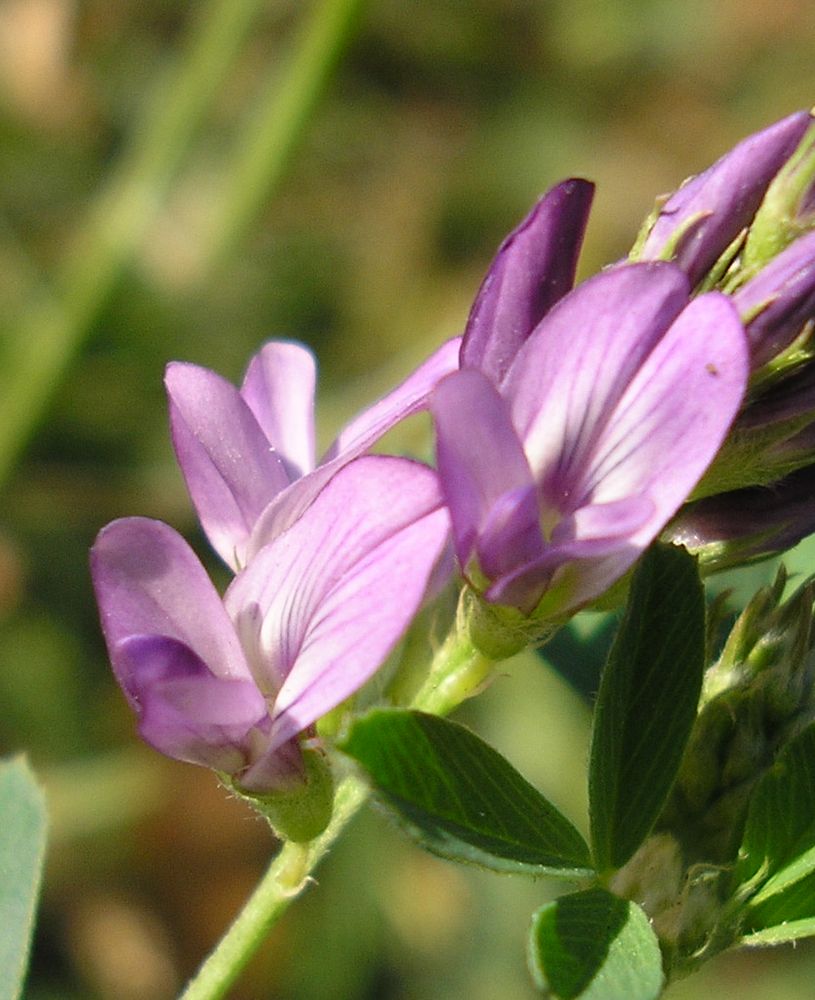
[91,456,449,834]
[431,262,749,624]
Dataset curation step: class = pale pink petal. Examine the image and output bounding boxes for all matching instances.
[224,456,449,745]
[579,292,749,541]
[323,337,462,462]
[240,340,317,477]
[247,338,462,555]
[166,362,291,569]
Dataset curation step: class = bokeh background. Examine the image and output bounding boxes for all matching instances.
[2,1,815,997]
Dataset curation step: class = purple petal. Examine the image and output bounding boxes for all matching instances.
[240,340,317,478]
[166,362,291,569]
[246,463,340,557]
[487,496,654,613]
[118,635,267,773]
[323,337,462,462]
[504,262,690,499]
[641,111,812,286]
[225,456,449,747]
[247,337,461,554]
[91,517,253,704]
[579,292,749,549]
[476,484,544,582]
[734,230,815,367]
[431,369,538,570]
[460,179,595,382]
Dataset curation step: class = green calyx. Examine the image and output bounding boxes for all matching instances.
[227,747,335,843]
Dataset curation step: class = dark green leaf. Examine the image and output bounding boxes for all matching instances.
[528,888,663,999]
[0,757,47,1000]
[341,708,592,876]
[589,543,705,871]
[737,724,815,909]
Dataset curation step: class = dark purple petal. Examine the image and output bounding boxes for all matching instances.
[734,230,815,367]
[118,635,267,773]
[240,341,317,478]
[430,369,539,570]
[640,111,812,286]
[91,518,254,705]
[668,464,815,566]
[504,262,689,498]
[225,456,449,747]
[460,179,594,382]
[736,363,815,430]
[166,362,291,569]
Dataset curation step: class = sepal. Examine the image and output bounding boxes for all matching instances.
[226,746,335,843]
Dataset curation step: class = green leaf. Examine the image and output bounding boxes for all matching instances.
[737,723,815,905]
[0,757,47,1000]
[741,915,815,948]
[589,543,705,871]
[744,866,815,935]
[528,888,664,1000]
[341,708,593,876]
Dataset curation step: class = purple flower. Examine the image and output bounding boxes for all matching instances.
[166,337,460,570]
[431,263,749,616]
[638,111,812,287]
[91,456,449,793]
[460,178,594,382]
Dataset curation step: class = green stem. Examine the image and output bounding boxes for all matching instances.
[180,774,368,1000]
[180,612,494,999]
[411,621,493,716]
[195,0,369,271]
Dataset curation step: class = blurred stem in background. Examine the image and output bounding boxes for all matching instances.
[0,0,367,489]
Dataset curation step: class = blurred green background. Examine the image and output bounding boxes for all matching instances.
[2,1,815,997]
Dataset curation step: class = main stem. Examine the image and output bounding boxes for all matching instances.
[180,775,367,1000]
[180,602,492,1000]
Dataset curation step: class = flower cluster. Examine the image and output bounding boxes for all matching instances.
[92,109,815,830]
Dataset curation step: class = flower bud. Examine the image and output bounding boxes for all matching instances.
[742,118,815,271]
[734,229,815,369]
[634,111,812,287]
[667,466,815,572]
[662,570,815,864]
